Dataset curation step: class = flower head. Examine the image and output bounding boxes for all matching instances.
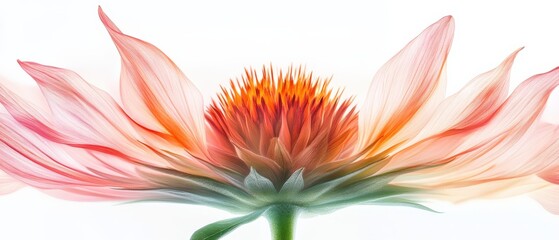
[206,67,358,182]
[1,7,558,239]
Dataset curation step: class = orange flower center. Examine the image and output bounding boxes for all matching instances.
[205,67,358,182]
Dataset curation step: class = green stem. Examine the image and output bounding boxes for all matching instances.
[266,204,299,240]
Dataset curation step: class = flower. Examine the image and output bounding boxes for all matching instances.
[1,6,559,240]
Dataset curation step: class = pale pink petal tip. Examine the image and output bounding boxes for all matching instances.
[0,171,22,195]
[532,186,559,215]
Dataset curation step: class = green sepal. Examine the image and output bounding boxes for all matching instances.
[279,168,305,195]
[190,210,265,240]
[244,168,276,195]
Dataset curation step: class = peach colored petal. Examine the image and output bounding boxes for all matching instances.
[358,16,454,157]
[423,176,549,203]
[98,7,207,159]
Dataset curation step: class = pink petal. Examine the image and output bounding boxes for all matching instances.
[539,155,559,184]
[532,185,559,214]
[0,170,22,194]
[456,123,559,182]
[447,66,559,162]
[414,49,521,141]
[376,49,521,173]
[387,68,559,206]
[17,61,222,178]
[358,16,454,156]
[98,7,207,159]
[17,61,166,166]
[540,167,559,184]
[381,66,559,174]
[392,122,559,188]
[0,115,156,200]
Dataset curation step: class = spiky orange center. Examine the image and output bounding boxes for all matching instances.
[205,67,358,182]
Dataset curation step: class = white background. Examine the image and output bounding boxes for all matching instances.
[1,0,559,239]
